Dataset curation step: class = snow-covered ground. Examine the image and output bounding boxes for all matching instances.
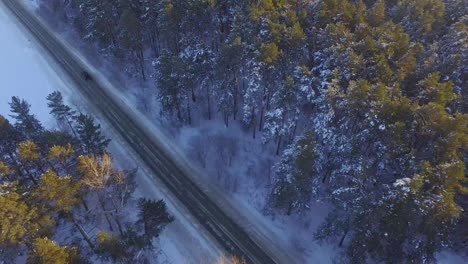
[0,2,65,126]
[0,2,222,263]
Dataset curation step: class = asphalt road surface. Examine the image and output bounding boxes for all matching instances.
[1,0,282,263]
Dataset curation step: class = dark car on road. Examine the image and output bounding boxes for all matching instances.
[82,71,92,81]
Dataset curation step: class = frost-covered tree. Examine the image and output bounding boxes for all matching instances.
[156,53,191,123]
[214,37,244,123]
[79,0,119,50]
[270,132,316,215]
[140,0,163,56]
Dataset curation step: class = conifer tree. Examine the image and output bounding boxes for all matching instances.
[0,183,53,248]
[0,115,22,178]
[9,97,43,139]
[75,114,110,155]
[95,231,128,262]
[46,91,78,138]
[270,132,316,215]
[137,198,174,243]
[33,170,95,249]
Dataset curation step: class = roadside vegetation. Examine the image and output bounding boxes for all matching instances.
[36,0,467,262]
[0,93,173,263]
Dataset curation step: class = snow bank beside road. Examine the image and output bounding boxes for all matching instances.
[0,2,66,126]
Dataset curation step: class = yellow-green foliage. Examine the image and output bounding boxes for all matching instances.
[261,42,280,64]
[398,0,445,33]
[47,144,75,161]
[250,0,306,51]
[0,188,53,246]
[0,160,10,177]
[34,170,82,213]
[368,0,385,27]
[19,141,40,162]
[30,238,79,264]
[97,230,111,243]
[411,161,468,221]
[418,73,457,106]
[78,153,124,190]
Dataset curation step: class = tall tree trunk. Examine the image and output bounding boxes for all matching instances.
[276,114,286,155]
[150,31,156,56]
[176,105,183,123]
[115,217,124,237]
[224,113,229,127]
[137,49,146,81]
[70,214,95,250]
[259,107,264,132]
[266,89,273,111]
[187,104,192,126]
[110,196,125,236]
[175,34,180,54]
[81,197,89,212]
[191,86,196,103]
[291,119,298,142]
[150,30,160,57]
[276,136,282,156]
[98,195,114,232]
[65,117,79,140]
[206,85,212,120]
[65,115,87,154]
[339,229,349,247]
[252,107,257,139]
[322,169,330,184]
[233,75,238,120]
[287,202,293,215]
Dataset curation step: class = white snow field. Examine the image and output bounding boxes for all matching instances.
[0,3,65,126]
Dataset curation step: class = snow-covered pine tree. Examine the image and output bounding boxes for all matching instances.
[269,132,316,215]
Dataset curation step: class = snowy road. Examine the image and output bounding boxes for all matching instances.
[0,0,288,263]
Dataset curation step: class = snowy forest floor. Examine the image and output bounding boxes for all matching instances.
[7,0,466,263]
